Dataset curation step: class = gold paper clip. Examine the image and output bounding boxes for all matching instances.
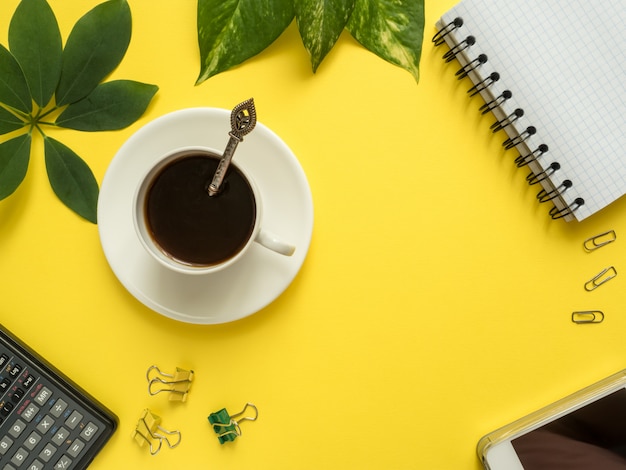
[584,266,617,291]
[572,311,604,324]
[147,365,194,402]
[132,409,181,455]
[208,403,258,444]
[584,230,616,252]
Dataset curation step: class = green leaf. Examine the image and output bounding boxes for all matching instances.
[9,0,62,108]
[197,0,294,84]
[0,107,26,135]
[0,45,32,114]
[44,136,99,223]
[0,133,31,200]
[56,0,132,106]
[55,80,158,131]
[295,0,355,72]
[347,0,424,82]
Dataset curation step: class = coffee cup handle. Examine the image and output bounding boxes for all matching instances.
[255,229,296,256]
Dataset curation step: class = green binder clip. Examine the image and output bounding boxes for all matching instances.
[208,403,258,444]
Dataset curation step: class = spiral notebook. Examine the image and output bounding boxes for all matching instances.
[434,0,625,222]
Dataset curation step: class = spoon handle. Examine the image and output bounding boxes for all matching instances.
[208,134,240,196]
[208,98,257,196]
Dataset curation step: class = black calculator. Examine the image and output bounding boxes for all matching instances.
[0,324,117,469]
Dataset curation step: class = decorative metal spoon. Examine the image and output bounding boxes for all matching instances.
[208,98,257,196]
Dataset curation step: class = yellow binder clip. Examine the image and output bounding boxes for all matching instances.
[208,403,258,444]
[132,409,181,455]
[147,365,194,402]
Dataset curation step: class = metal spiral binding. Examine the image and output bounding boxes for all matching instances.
[443,35,476,63]
[515,144,549,167]
[479,90,512,114]
[503,126,536,149]
[432,19,584,221]
[456,54,488,79]
[432,17,463,46]
[550,198,585,219]
[468,72,499,97]
[490,108,524,132]
[526,162,560,185]
[537,179,573,203]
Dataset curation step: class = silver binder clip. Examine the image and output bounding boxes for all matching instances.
[583,230,616,252]
[572,311,604,324]
[584,266,617,291]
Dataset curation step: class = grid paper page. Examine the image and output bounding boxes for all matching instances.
[440,0,626,221]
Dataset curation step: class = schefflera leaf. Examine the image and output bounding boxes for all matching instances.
[347,0,424,82]
[56,0,132,106]
[295,0,355,73]
[44,136,99,223]
[0,45,32,114]
[8,0,62,108]
[197,0,294,84]
[0,107,25,135]
[0,133,31,200]
[55,80,158,131]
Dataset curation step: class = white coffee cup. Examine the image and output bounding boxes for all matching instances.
[133,146,295,275]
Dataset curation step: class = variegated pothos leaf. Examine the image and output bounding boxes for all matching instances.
[196,0,294,84]
[347,0,424,81]
[294,0,355,72]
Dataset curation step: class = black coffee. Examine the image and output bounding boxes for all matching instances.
[145,153,256,266]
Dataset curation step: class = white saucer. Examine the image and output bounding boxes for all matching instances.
[97,108,313,324]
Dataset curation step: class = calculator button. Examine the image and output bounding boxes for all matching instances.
[0,435,13,455]
[11,389,24,403]
[33,387,52,406]
[0,377,11,391]
[0,354,8,368]
[21,404,39,422]
[54,455,72,469]
[28,460,44,470]
[10,447,28,466]
[66,439,84,458]
[80,422,99,441]
[8,364,22,378]
[21,375,34,389]
[8,419,26,438]
[23,431,41,450]
[64,410,82,430]
[38,443,56,462]
[36,415,55,434]
[2,402,14,416]
[52,427,69,446]
[50,399,67,418]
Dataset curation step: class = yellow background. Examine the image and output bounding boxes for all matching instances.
[1,1,626,468]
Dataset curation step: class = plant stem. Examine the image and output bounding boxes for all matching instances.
[0,103,29,122]
[38,106,59,120]
[33,122,47,138]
